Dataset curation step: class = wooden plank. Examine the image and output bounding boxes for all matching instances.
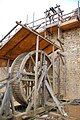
[49,112,61,117]
[30,39,50,51]
[43,45,53,54]
[14,107,45,119]
[16,21,55,45]
[52,46,55,90]
[0,21,63,65]
[60,18,80,31]
[1,32,56,60]
[0,28,30,57]
[6,33,36,58]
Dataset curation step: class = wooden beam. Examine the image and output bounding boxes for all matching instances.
[52,46,55,90]
[45,80,67,117]
[34,35,39,115]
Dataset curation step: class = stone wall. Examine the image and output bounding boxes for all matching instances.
[62,28,80,100]
[51,28,80,100]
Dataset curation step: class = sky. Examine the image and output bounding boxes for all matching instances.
[0,0,79,39]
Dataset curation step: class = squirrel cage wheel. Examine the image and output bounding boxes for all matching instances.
[10,51,53,106]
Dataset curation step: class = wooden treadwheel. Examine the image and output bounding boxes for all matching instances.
[10,51,53,106]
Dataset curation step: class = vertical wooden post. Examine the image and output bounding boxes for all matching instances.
[57,57,60,98]
[57,7,60,96]
[58,7,60,40]
[42,54,47,107]
[78,1,80,18]
[0,82,10,116]
[57,7,60,98]
[34,35,39,115]
[52,46,55,90]
[7,59,15,114]
[44,11,47,38]
[44,59,47,106]
[10,85,15,114]
[10,97,15,114]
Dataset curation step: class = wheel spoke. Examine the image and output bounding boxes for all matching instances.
[40,51,43,66]
[30,55,35,65]
[47,63,52,71]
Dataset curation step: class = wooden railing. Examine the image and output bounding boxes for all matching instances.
[0,8,79,47]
